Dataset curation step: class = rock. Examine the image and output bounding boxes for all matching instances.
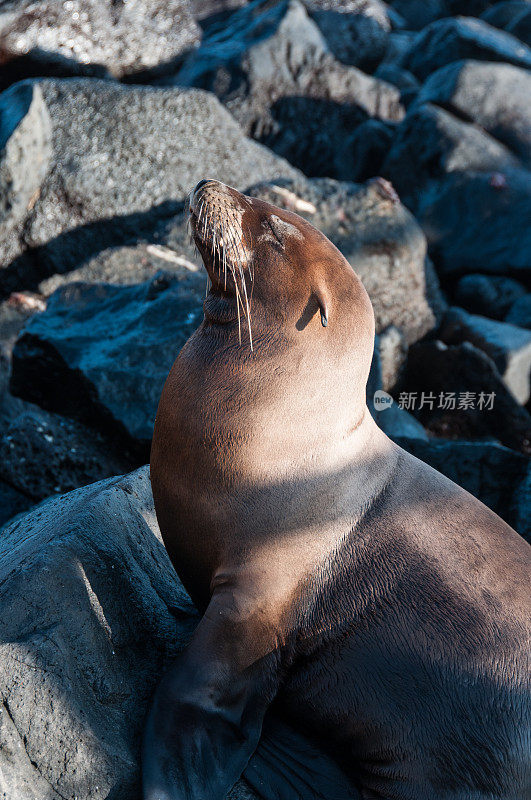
[382,101,520,207]
[454,274,527,320]
[440,306,531,404]
[378,324,408,391]
[481,1,531,31]
[0,82,52,267]
[378,30,416,66]
[445,0,499,14]
[387,0,447,31]
[0,467,258,798]
[0,78,299,296]
[0,294,139,514]
[403,17,531,81]
[0,0,201,89]
[0,407,137,502]
[424,168,531,278]
[10,273,204,452]
[192,0,248,21]
[174,0,403,178]
[37,202,202,296]
[396,436,530,539]
[505,295,531,329]
[303,0,391,71]
[249,177,446,343]
[338,118,396,182]
[374,63,419,93]
[400,339,531,454]
[415,60,531,166]
[0,480,32,529]
[0,466,260,798]
[367,336,428,441]
[506,6,531,45]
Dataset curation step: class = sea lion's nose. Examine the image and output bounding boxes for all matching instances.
[194,178,211,193]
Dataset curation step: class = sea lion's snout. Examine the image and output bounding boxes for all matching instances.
[190,179,254,347]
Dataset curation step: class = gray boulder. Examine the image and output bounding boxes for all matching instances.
[0,466,260,798]
[0,83,52,267]
[416,60,531,166]
[174,0,403,178]
[454,274,527,320]
[303,0,391,71]
[0,78,299,295]
[10,273,204,451]
[0,0,200,88]
[397,437,530,539]
[403,16,531,80]
[440,307,531,404]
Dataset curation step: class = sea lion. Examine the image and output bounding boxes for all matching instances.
[144,179,530,800]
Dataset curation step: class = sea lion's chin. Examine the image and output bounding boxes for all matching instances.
[203,289,239,324]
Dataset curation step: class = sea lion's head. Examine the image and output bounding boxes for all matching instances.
[189,179,374,393]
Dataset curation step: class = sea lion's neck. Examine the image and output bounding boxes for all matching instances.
[165,331,395,529]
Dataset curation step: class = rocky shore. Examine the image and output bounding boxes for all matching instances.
[0,1,529,796]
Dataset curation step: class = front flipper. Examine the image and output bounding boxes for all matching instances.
[244,714,361,800]
[142,590,282,800]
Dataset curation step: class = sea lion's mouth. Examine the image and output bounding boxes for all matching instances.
[189,179,254,348]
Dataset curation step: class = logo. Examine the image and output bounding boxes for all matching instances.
[373,390,394,411]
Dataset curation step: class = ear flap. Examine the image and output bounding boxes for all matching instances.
[314,288,329,328]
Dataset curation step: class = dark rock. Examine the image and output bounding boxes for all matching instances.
[0,480,32,528]
[416,60,531,166]
[382,101,520,206]
[0,408,136,502]
[0,295,139,509]
[338,119,396,182]
[506,7,531,45]
[400,339,531,454]
[506,294,531,329]
[174,0,403,179]
[440,306,531,404]
[403,17,531,81]
[10,273,205,451]
[396,436,530,539]
[405,167,531,280]
[379,30,416,66]
[367,333,428,441]
[481,1,531,31]
[454,274,527,320]
[249,177,446,343]
[0,78,299,296]
[374,63,419,93]
[445,0,498,14]
[0,0,201,88]
[387,0,447,31]
[304,0,391,71]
